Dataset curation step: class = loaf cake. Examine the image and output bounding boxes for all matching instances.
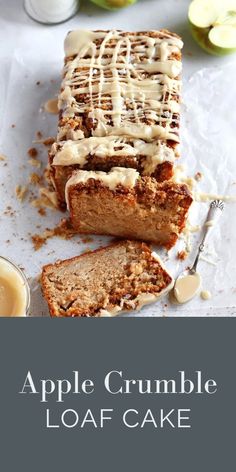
[65,167,193,250]
[50,29,183,207]
[41,240,174,317]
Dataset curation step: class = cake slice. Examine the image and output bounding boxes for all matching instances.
[65,167,193,250]
[49,139,176,208]
[41,240,173,317]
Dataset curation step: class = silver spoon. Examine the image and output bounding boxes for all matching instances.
[173,200,225,304]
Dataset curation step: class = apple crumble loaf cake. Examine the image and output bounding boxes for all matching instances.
[50,29,183,207]
[41,240,173,317]
[65,168,193,250]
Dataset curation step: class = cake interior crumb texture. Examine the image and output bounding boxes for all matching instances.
[66,172,193,250]
[42,241,173,317]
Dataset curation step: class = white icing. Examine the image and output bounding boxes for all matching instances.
[99,306,122,317]
[52,137,176,169]
[200,290,212,301]
[91,122,179,142]
[173,165,196,191]
[196,192,236,203]
[205,219,215,227]
[64,30,107,57]
[174,166,236,202]
[59,29,182,144]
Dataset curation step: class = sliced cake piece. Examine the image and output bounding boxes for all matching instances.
[41,240,173,317]
[65,167,193,250]
[49,139,176,208]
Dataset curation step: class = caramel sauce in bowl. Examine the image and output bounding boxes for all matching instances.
[0,257,30,316]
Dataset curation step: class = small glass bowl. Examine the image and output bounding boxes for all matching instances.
[0,256,31,317]
[23,0,80,25]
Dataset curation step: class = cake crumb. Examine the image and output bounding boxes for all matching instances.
[40,187,58,208]
[28,147,38,158]
[28,159,41,168]
[31,234,47,251]
[32,136,55,146]
[29,173,42,185]
[43,137,55,146]
[4,205,15,217]
[177,250,188,261]
[31,218,77,250]
[15,184,28,201]
[195,172,203,182]
[38,208,46,216]
[36,131,43,139]
[0,154,6,161]
[30,181,58,210]
[43,166,51,184]
[128,262,143,276]
[80,249,92,255]
[31,196,53,210]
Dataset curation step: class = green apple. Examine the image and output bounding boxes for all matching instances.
[188,0,236,55]
[90,0,137,11]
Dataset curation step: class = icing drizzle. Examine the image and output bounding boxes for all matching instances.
[52,137,176,173]
[56,29,183,166]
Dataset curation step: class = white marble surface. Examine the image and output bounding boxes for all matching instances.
[0,0,236,316]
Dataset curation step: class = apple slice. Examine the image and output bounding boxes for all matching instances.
[209,24,236,48]
[188,0,236,55]
[189,0,221,28]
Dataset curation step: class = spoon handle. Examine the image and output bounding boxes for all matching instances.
[191,200,224,273]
